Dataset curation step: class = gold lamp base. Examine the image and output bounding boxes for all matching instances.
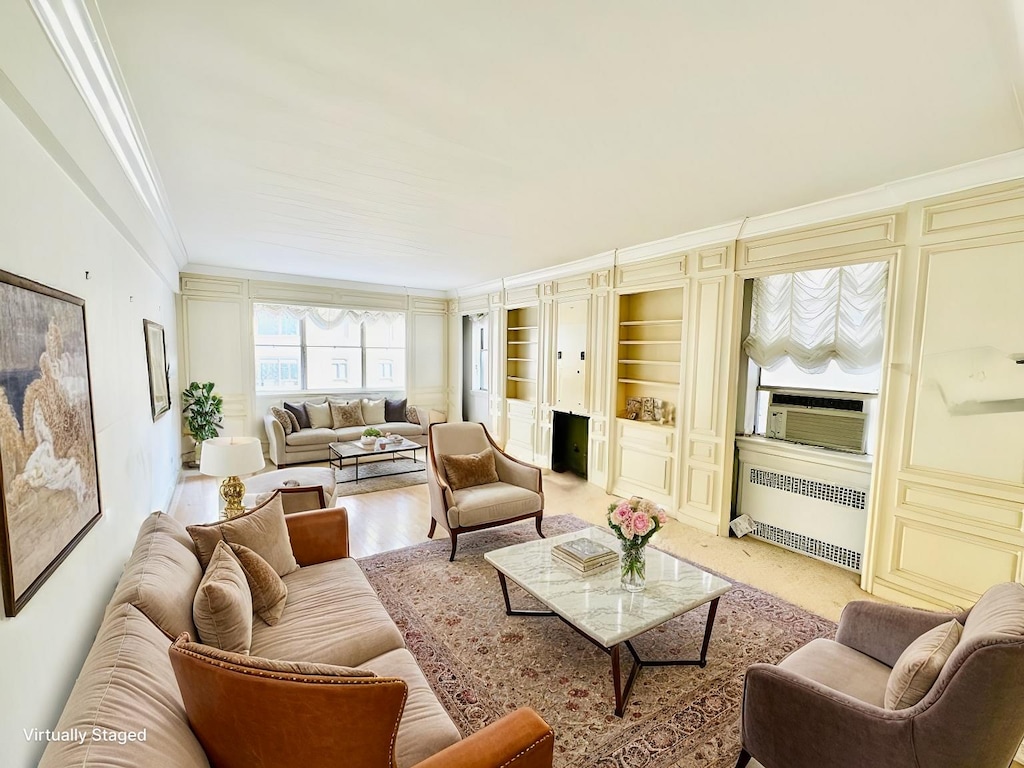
[220,475,247,519]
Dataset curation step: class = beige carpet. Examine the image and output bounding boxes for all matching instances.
[359,516,835,768]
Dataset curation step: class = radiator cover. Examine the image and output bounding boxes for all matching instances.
[739,464,869,573]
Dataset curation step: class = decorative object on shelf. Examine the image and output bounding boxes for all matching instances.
[641,397,655,421]
[142,319,170,421]
[0,270,101,617]
[199,436,265,518]
[658,401,675,426]
[607,496,667,592]
[182,381,223,466]
[625,396,641,419]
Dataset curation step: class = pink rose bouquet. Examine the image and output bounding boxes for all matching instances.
[607,496,667,547]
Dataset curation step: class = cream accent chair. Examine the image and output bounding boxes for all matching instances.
[427,422,544,561]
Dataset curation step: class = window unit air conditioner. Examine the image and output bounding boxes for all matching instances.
[766,392,868,453]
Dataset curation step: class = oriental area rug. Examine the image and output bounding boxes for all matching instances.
[359,516,836,768]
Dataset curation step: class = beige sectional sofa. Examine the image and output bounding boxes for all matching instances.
[39,507,553,768]
[264,397,440,467]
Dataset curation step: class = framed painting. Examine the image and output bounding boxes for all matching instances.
[143,319,170,420]
[0,269,101,616]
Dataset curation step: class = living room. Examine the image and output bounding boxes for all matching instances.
[2,2,1024,767]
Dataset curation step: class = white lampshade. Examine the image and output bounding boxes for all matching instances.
[199,437,265,477]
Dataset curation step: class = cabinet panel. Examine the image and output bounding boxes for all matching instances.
[181,275,246,297]
[689,278,724,435]
[183,297,246,393]
[618,419,675,453]
[899,482,1024,533]
[894,518,1022,598]
[740,215,897,269]
[505,284,540,305]
[923,185,1024,240]
[615,254,687,289]
[686,466,716,510]
[618,448,673,495]
[554,299,588,412]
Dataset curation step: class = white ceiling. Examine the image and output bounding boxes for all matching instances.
[94,0,1024,291]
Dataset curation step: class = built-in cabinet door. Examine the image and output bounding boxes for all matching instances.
[554,298,589,412]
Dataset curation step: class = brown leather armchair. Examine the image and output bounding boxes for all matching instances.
[426,422,544,560]
[735,583,1024,768]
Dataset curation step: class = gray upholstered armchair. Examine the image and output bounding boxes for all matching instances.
[736,582,1024,768]
[426,422,544,560]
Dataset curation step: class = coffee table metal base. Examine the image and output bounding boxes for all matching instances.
[496,571,721,717]
[329,444,425,484]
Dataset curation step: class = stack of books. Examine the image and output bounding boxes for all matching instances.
[552,537,618,573]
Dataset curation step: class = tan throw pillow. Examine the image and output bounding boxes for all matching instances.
[269,406,293,435]
[405,405,420,424]
[193,541,253,654]
[228,543,288,626]
[361,397,385,425]
[331,402,365,429]
[284,410,300,432]
[884,618,962,709]
[187,493,299,577]
[305,401,333,429]
[441,448,500,491]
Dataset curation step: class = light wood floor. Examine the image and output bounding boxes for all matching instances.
[169,465,882,622]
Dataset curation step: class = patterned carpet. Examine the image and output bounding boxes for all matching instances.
[359,516,836,768]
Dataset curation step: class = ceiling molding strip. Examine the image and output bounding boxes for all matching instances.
[28,0,189,267]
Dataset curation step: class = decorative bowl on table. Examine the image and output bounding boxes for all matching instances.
[359,436,377,448]
[388,435,403,444]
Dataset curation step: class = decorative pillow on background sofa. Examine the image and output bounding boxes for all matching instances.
[283,401,310,430]
[187,494,299,577]
[441,447,500,491]
[361,397,386,424]
[193,541,253,654]
[406,405,420,424]
[385,397,407,422]
[884,618,963,709]
[228,543,287,625]
[269,406,293,435]
[331,402,365,428]
[305,401,333,429]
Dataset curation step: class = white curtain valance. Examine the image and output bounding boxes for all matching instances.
[256,303,403,330]
[743,261,888,374]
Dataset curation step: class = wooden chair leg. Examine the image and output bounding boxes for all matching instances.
[735,748,751,768]
[427,518,437,538]
[448,531,458,562]
[535,513,545,539]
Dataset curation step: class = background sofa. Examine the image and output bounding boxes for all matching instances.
[264,396,443,467]
[39,507,553,768]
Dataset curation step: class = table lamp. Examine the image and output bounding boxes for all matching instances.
[199,436,266,518]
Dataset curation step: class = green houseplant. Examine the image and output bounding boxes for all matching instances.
[182,381,224,465]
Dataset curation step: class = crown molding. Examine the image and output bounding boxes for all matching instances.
[29,0,189,267]
[183,263,448,299]
[738,148,1024,240]
[501,250,616,289]
[453,278,504,300]
[615,221,745,264]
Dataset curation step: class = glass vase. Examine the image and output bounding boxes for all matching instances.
[620,539,646,592]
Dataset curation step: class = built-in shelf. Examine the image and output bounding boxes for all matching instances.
[615,286,685,429]
[618,377,679,386]
[506,305,540,402]
[616,416,675,430]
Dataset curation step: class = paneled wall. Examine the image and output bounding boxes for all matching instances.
[178,273,448,456]
[453,179,1024,615]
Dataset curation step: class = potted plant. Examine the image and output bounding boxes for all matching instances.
[182,381,224,466]
[361,426,382,447]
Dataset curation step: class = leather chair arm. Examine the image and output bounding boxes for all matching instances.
[741,663,915,768]
[284,507,349,565]
[835,601,954,667]
[413,708,554,768]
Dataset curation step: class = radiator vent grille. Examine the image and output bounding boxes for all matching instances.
[749,468,866,510]
[752,521,862,571]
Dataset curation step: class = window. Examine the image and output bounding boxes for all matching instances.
[472,318,488,391]
[742,261,888,446]
[253,304,406,392]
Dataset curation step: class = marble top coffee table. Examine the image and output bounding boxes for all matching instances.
[329,438,425,483]
[484,526,732,716]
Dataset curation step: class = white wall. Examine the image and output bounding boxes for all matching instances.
[0,94,180,768]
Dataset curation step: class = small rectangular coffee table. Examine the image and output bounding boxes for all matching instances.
[484,526,732,716]
[328,438,426,483]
